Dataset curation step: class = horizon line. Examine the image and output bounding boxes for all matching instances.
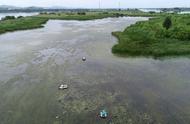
[0,5,189,9]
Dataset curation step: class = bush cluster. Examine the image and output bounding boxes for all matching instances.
[77,12,86,15]
[130,16,190,41]
[1,16,16,21]
[112,15,190,57]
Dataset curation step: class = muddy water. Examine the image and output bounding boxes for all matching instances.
[0,17,190,124]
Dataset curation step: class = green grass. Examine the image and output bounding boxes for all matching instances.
[36,12,119,20]
[37,10,162,20]
[112,14,190,57]
[0,17,48,34]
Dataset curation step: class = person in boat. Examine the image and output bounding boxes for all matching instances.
[99,110,108,118]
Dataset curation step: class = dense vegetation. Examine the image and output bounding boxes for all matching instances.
[112,14,190,57]
[37,10,163,19]
[1,16,16,21]
[163,16,172,30]
[36,12,127,20]
[0,17,48,34]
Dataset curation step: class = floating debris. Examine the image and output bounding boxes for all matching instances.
[82,57,86,61]
[55,115,59,119]
[59,84,68,90]
[99,110,108,118]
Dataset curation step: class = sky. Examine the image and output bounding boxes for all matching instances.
[0,0,189,8]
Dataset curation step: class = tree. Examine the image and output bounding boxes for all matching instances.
[1,16,15,21]
[163,17,172,30]
[77,12,86,15]
[17,16,23,19]
[149,11,156,14]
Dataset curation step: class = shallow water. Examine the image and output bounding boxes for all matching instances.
[0,17,190,124]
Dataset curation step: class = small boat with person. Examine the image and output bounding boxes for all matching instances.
[99,109,108,119]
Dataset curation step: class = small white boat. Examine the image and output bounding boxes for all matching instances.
[59,84,68,90]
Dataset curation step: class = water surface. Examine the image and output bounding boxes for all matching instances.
[0,12,38,20]
[0,17,190,124]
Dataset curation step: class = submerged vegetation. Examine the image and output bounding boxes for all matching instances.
[112,14,190,57]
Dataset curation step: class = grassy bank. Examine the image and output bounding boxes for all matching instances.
[0,17,48,34]
[37,10,162,20]
[36,12,120,20]
[0,10,160,35]
[0,12,121,34]
[112,14,190,57]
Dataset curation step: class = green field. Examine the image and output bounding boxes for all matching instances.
[112,14,190,57]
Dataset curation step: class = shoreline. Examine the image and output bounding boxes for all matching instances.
[111,14,190,57]
[1,12,190,57]
[0,11,158,35]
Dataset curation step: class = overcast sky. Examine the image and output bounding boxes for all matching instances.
[0,0,189,8]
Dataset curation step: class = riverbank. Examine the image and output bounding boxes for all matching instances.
[0,17,48,34]
[0,10,160,35]
[112,15,190,57]
[1,11,190,57]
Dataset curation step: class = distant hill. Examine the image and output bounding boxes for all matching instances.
[0,5,73,13]
[0,5,189,13]
[0,5,21,10]
[0,5,66,10]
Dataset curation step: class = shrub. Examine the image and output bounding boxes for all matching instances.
[170,27,190,40]
[39,12,47,15]
[2,16,16,21]
[17,16,23,19]
[77,12,86,15]
[149,11,156,14]
[102,12,109,14]
[114,13,124,17]
[163,16,172,30]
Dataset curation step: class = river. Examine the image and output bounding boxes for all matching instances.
[0,17,190,124]
[0,12,38,20]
